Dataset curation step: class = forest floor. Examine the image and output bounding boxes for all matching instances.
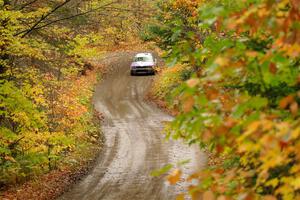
[1,144,102,200]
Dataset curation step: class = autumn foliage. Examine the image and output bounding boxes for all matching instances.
[0,0,106,188]
[149,0,300,199]
[0,0,159,191]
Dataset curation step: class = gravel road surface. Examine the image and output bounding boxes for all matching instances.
[59,52,206,200]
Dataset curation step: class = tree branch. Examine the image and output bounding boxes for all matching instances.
[18,0,39,10]
[15,0,72,38]
[8,136,25,150]
[16,1,118,34]
[33,10,109,31]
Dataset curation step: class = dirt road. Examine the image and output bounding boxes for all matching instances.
[59,52,206,200]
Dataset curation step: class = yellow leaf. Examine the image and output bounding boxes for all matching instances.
[215,57,230,67]
[176,194,185,200]
[292,128,300,139]
[4,156,16,163]
[244,121,261,136]
[290,165,300,174]
[291,178,300,190]
[262,120,273,131]
[266,178,279,188]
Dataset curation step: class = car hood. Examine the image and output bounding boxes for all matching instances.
[131,61,154,67]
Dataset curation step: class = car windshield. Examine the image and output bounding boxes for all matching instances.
[134,57,152,62]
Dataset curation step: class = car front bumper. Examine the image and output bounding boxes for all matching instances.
[131,67,155,73]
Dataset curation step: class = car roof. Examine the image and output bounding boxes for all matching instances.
[134,53,153,58]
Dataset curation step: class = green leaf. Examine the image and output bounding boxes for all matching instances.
[151,164,173,177]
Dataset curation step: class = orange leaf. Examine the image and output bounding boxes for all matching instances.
[263,195,277,200]
[245,51,258,58]
[202,190,216,200]
[206,88,219,100]
[217,195,229,200]
[183,97,195,113]
[269,62,277,74]
[244,192,256,200]
[186,78,200,88]
[290,0,300,10]
[191,190,202,200]
[202,130,213,143]
[215,168,225,174]
[279,140,289,150]
[279,95,294,109]
[167,169,182,185]
[5,156,16,163]
[216,144,224,154]
[217,185,226,193]
[290,102,298,116]
[224,118,236,128]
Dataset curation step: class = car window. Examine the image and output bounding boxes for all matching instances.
[134,57,153,62]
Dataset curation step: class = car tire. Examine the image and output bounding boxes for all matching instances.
[130,71,135,76]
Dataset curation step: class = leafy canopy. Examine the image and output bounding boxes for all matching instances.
[149,0,300,199]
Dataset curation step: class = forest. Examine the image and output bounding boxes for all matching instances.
[0,0,156,192]
[148,0,300,199]
[1,0,300,199]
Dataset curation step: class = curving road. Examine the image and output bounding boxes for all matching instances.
[59,52,206,200]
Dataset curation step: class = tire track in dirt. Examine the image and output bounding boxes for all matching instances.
[58,52,207,200]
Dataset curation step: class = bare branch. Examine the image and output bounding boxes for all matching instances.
[8,136,25,150]
[33,10,109,31]
[15,0,73,38]
[16,1,118,34]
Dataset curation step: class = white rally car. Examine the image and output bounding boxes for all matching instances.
[130,53,157,76]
